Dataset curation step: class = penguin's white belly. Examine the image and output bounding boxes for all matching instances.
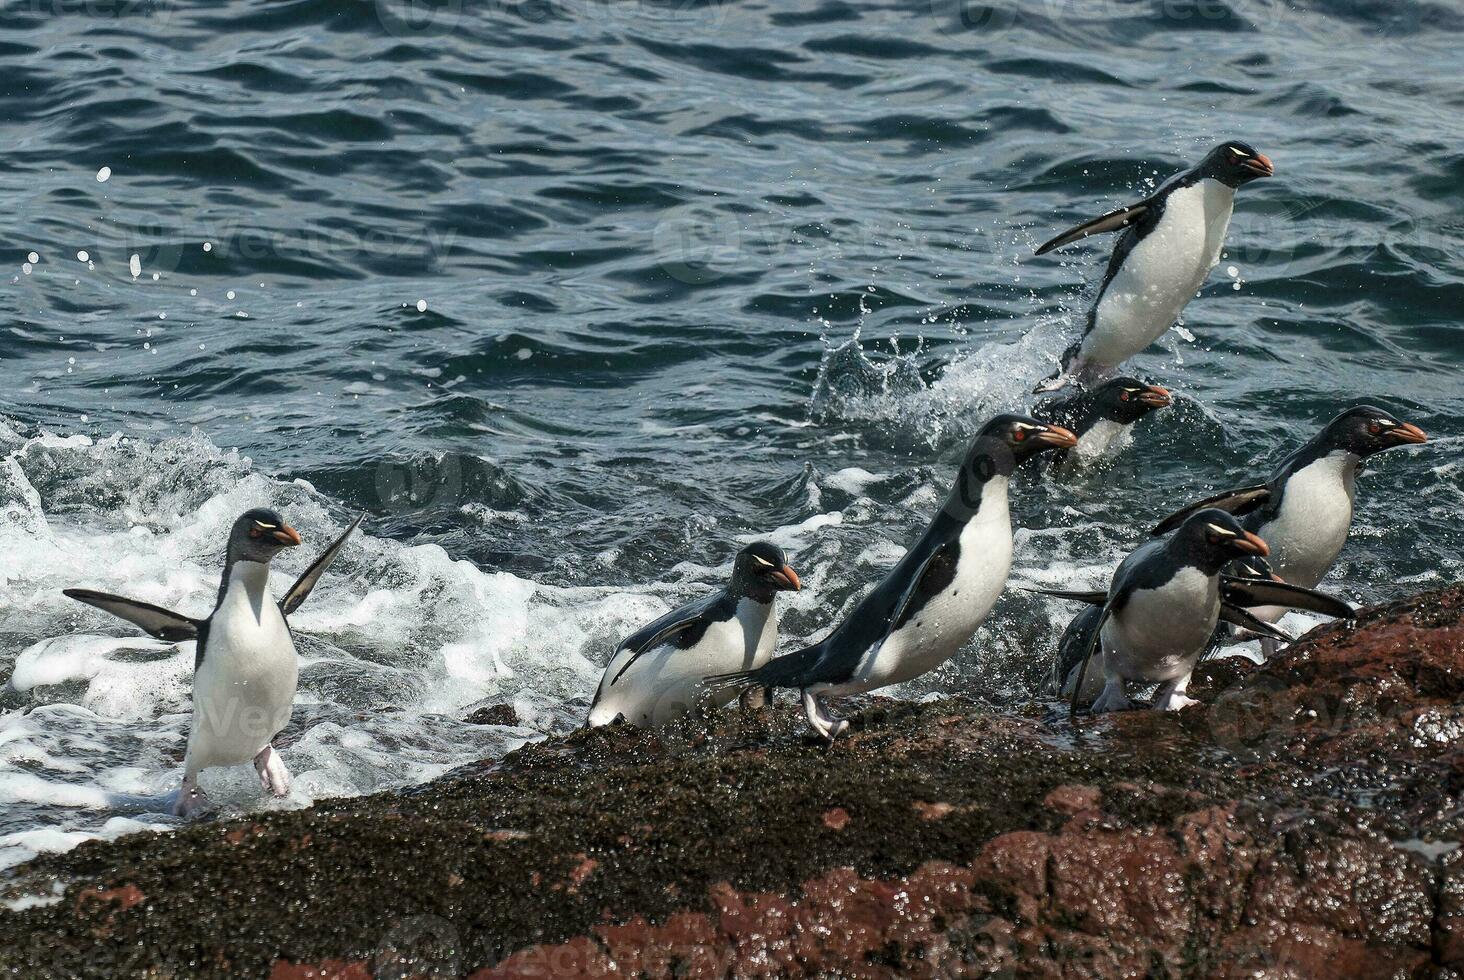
[1103,569,1219,682]
[852,514,1014,691]
[1084,180,1234,368]
[1073,419,1132,463]
[588,600,774,728]
[1249,457,1356,623]
[188,583,297,770]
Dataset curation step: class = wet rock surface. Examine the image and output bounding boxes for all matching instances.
[3,586,1463,978]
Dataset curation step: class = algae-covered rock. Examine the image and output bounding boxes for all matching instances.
[3,586,1464,978]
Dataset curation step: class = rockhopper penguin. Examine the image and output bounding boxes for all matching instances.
[65,508,361,816]
[587,542,801,728]
[709,415,1077,742]
[1033,141,1273,392]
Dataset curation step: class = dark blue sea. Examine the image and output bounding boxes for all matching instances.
[1,0,1460,866]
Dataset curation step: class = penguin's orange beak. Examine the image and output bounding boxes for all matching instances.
[1243,153,1274,177]
[1232,530,1270,557]
[1033,425,1079,449]
[1386,422,1427,446]
[1138,385,1173,408]
[770,565,801,591]
[272,524,303,547]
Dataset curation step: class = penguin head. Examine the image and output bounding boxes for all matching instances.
[1173,508,1270,573]
[228,507,302,565]
[1197,141,1273,187]
[963,414,1079,480]
[730,541,801,600]
[1230,553,1282,583]
[1319,405,1428,457]
[1092,377,1173,424]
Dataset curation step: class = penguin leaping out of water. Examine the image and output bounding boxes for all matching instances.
[65,508,362,817]
[1032,141,1274,393]
[708,415,1077,742]
[1034,376,1172,471]
[587,541,801,729]
[1150,404,1427,659]
[1036,509,1351,714]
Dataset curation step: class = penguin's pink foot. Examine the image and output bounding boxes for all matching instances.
[253,745,292,797]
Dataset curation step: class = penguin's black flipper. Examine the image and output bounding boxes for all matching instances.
[1023,587,1108,606]
[1052,604,1103,693]
[63,588,201,642]
[610,591,726,686]
[1151,484,1271,535]
[1034,202,1151,256]
[280,513,364,617]
[886,542,958,638]
[1220,578,1354,619]
[1068,604,1114,718]
[1218,602,1292,642]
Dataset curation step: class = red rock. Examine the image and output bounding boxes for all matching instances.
[821,807,850,830]
[912,800,954,820]
[1043,783,1101,814]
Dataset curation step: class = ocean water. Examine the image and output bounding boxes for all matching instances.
[2,0,1461,871]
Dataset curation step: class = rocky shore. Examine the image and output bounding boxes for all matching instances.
[3,585,1463,978]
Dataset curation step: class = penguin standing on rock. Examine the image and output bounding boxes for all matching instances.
[65,508,362,817]
[708,415,1077,742]
[587,542,801,729]
[1033,141,1274,393]
[1151,404,1427,658]
[1037,509,1351,714]
[1034,376,1172,470]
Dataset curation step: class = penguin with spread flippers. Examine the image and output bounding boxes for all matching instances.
[587,542,801,729]
[708,415,1077,742]
[1035,510,1350,714]
[1033,142,1273,393]
[65,509,362,816]
[1151,404,1426,658]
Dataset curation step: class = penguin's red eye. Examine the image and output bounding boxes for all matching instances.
[1368,422,1380,435]
[1013,429,1026,441]
[249,528,262,538]
[1120,392,1130,401]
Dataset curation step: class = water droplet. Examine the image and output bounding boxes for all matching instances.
[416,299,428,313]
[27,251,38,264]
[96,166,111,182]
[226,290,236,300]
[129,254,141,278]
[76,250,89,262]
[202,242,212,252]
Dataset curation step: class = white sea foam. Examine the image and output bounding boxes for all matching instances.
[0,420,667,870]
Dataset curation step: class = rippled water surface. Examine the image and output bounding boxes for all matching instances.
[2,0,1461,868]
